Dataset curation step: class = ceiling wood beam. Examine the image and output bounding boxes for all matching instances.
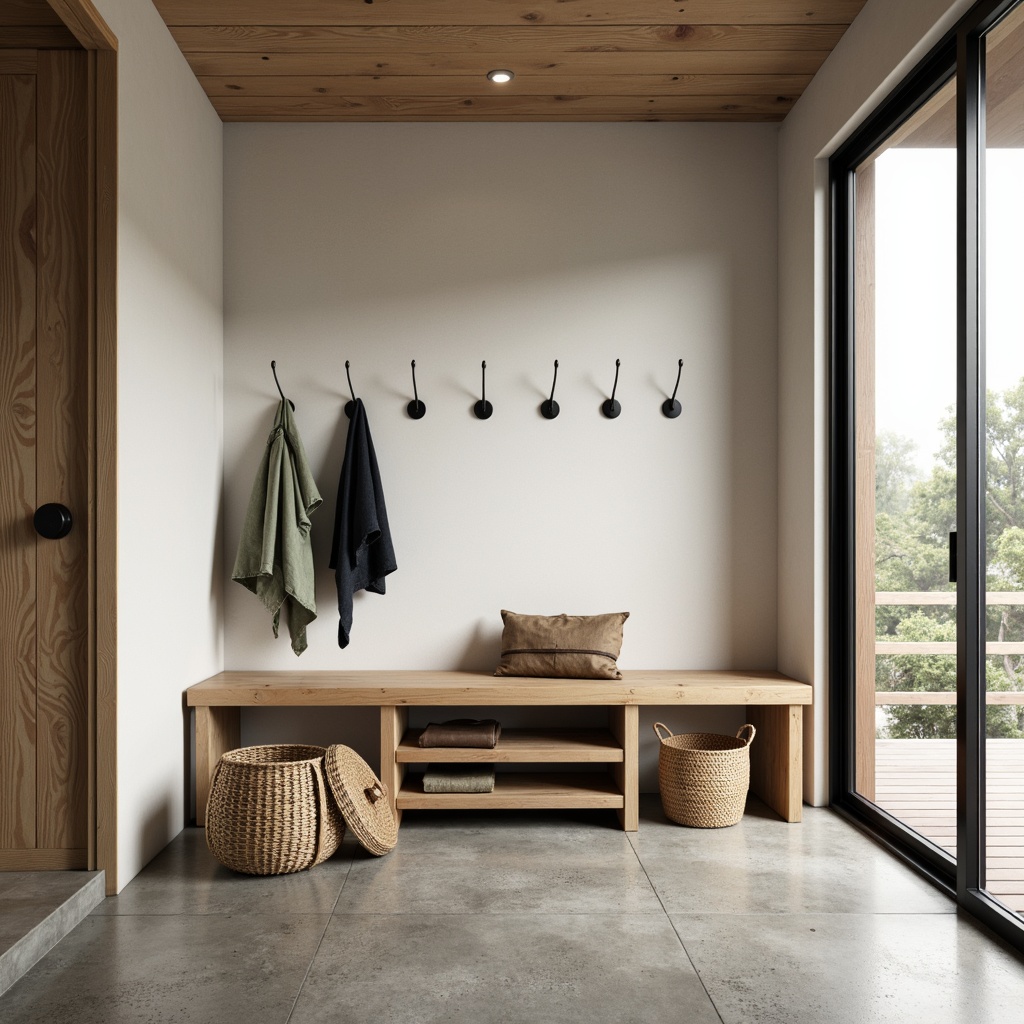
[212,91,796,118]
[169,23,850,54]
[199,72,812,98]
[154,0,866,28]
[185,49,832,77]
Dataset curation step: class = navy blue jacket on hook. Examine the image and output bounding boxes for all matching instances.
[329,398,397,648]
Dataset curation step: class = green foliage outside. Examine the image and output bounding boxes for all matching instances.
[875,380,1024,739]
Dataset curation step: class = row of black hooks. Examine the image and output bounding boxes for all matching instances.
[271,357,684,420]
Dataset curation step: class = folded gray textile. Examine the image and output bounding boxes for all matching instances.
[422,766,496,794]
[418,719,501,748]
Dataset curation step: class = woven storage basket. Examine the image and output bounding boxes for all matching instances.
[653,723,756,828]
[206,744,345,875]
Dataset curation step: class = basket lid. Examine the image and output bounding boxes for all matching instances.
[324,745,397,856]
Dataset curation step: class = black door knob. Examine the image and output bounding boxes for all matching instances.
[34,503,73,540]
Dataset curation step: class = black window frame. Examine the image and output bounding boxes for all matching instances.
[829,0,1024,956]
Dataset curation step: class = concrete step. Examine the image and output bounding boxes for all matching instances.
[0,870,105,997]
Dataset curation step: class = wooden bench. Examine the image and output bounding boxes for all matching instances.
[186,669,812,831]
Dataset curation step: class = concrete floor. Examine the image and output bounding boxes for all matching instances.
[3,796,1024,1023]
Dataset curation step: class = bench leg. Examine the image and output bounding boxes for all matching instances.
[195,706,240,826]
[380,706,408,827]
[747,704,803,822]
[610,704,639,831]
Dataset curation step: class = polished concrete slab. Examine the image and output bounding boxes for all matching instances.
[629,798,953,915]
[292,913,720,1024]
[0,871,104,998]
[2,797,1024,1023]
[672,912,1024,1024]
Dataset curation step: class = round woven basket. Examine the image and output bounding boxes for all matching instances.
[653,723,756,828]
[206,744,345,875]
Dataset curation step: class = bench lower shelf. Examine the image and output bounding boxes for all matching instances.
[397,772,625,811]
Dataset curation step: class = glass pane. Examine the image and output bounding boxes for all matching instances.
[984,1,1024,918]
[853,76,958,858]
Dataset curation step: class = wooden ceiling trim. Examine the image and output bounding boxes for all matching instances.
[168,24,851,54]
[46,0,118,50]
[212,92,796,118]
[154,0,866,28]
[198,73,813,98]
[184,49,833,78]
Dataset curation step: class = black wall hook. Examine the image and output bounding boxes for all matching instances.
[271,360,295,411]
[344,360,357,418]
[541,360,560,419]
[662,358,683,418]
[602,359,621,418]
[474,360,493,419]
[407,359,426,419]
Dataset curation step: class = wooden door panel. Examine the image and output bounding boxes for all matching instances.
[0,71,37,850]
[35,49,89,850]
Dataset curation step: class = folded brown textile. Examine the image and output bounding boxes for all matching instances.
[422,766,496,794]
[418,719,501,748]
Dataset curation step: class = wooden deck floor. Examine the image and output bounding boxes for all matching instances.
[875,738,1024,913]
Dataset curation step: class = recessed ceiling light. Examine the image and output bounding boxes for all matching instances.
[487,70,514,84]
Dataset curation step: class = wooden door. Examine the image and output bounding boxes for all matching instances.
[0,49,90,870]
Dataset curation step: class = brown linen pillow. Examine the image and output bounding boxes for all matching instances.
[494,610,629,680]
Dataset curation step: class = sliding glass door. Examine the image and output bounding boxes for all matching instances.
[851,77,959,859]
[982,1,1024,919]
[832,0,1024,954]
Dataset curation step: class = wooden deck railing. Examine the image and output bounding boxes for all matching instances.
[874,591,1024,704]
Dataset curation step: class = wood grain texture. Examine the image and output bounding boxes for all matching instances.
[219,112,791,123]
[186,49,833,78]
[0,71,37,851]
[876,692,1024,705]
[610,705,638,831]
[199,72,813,97]
[169,23,850,55]
[397,728,624,763]
[211,92,797,119]
[748,705,803,822]
[0,0,61,26]
[35,48,90,851]
[93,45,117,893]
[0,848,87,869]
[0,51,36,73]
[155,1,867,28]
[397,772,624,810]
[854,159,876,801]
[45,0,117,51]
[380,705,408,827]
[0,25,78,47]
[195,706,240,826]
[187,670,814,707]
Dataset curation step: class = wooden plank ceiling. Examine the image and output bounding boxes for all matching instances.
[152,0,868,122]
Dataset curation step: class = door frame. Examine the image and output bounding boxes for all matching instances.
[46,0,118,893]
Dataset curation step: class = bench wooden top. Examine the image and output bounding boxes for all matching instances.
[186,669,812,707]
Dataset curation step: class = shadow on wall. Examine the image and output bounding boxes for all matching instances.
[456,620,502,672]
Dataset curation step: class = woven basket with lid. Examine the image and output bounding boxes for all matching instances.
[206,744,345,875]
[324,744,398,856]
[653,723,756,828]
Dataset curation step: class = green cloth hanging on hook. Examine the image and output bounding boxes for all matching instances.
[232,398,322,655]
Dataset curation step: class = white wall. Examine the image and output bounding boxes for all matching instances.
[224,123,778,790]
[778,0,974,804]
[93,0,224,891]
